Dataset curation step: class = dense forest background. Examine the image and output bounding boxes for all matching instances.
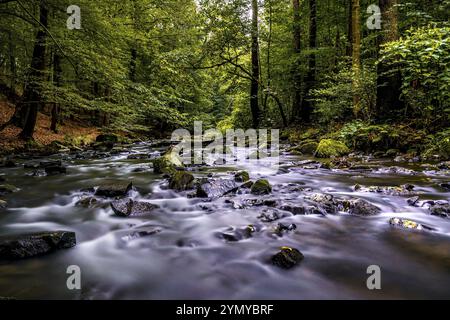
[0,0,449,158]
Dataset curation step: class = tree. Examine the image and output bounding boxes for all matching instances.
[250,0,260,128]
[351,0,361,115]
[303,0,317,123]
[376,0,403,120]
[292,0,302,122]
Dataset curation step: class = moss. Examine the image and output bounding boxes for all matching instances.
[153,147,184,174]
[234,171,250,182]
[251,179,272,195]
[315,139,350,158]
[169,171,195,191]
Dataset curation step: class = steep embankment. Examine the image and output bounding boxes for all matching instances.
[0,100,99,153]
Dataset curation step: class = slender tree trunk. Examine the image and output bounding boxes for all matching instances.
[376,0,403,120]
[250,0,260,128]
[263,0,273,113]
[129,47,137,82]
[19,0,48,140]
[346,0,353,56]
[351,0,361,115]
[303,0,317,123]
[292,0,302,122]
[51,51,62,133]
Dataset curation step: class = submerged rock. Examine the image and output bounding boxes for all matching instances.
[389,218,434,231]
[45,165,67,175]
[196,179,237,198]
[111,198,159,217]
[0,200,7,209]
[407,196,420,206]
[75,196,99,208]
[0,184,18,195]
[440,183,450,191]
[257,208,287,222]
[234,171,250,183]
[169,171,195,191]
[315,139,350,158]
[271,247,304,269]
[121,228,162,242]
[251,179,272,195]
[354,184,418,196]
[95,181,133,197]
[273,223,297,236]
[220,225,257,242]
[0,231,76,260]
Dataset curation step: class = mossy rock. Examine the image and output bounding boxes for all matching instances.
[251,179,272,195]
[0,200,7,209]
[153,147,184,174]
[169,171,195,191]
[234,171,250,183]
[298,140,319,155]
[315,139,350,158]
[0,184,18,195]
[271,247,304,269]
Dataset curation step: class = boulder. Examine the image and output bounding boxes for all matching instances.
[234,171,250,183]
[75,197,99,208]
[220,225,257,242]
[257,209,285,222]
[429,203,450,218]
[298,141,319,155]
[271,247,304,269]
[0,231,76,260]
[153,147,184,174]
[440,183,450,191]
[389,217,434,231]
[95,181,133,197]
[251,179,272,195]
[273,223,297,236]
[354,184,418,196]
[169,171,195,191]
[315,139,350,158]
[196,179,237,198]
[0,184,18,195]
[345,199,381,216]
[111,198,159,217]
[96,134,118,144]
[407,196,420,206]
[306,193,339,214]
[0,200,7,209]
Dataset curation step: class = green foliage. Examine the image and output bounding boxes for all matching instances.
[310,62,376,124]
[315,139,350,158]
[380,26,450,128]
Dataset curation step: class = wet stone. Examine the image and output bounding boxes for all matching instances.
[271,247,304,269]
[258,208,287,222]
[429,203,450,218]
[234,171,250,183]
[95,181,133,198]
[0,231,76,260]
[354,184,418,196]
[440,183,450,191]
[407,196,420,206]
[251,179,272,195]
[111,198,159,217]
[0,200,7,209]
[345,199,381,216]
[389,218,434,231]
[273,223,297,236]
[169,171,195,191]
[196,179,237,199]
[220,225,258,242]
[121,228,162,242]
[75,196,99,208]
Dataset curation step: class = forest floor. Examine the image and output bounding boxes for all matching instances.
[0,100,99,153]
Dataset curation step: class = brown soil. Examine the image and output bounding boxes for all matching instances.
[0,100,99,153]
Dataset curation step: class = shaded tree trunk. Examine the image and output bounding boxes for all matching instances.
[346,0,353,56]
[351,0,361,115]
[250,0,260,128]
[292,0,302,122]
[51,51,62,133]
[303,0,317,123]
[19,0,48,140]
[376,0,403,120]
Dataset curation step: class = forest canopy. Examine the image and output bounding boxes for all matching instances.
[0,0,449,157]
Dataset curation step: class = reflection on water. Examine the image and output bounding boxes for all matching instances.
[0,142,449,299]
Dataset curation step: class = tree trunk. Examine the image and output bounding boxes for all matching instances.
[51,51,62,133]
[292,0,302,122]
[250,0,260,128]
[346,0,353,56]
[376,0,403,120]
[351,0,361,115]
[19,0,49,140]
[303,0,317,123]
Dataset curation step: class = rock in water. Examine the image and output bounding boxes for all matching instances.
[407,196,420,206]
[0,231,76,260]
[45,166,67,175]
[389,217,434,231]
[251,179,272,195]
[111,198,159,217]
[315,139,350,158]
[95,181,133,197]
[196,179,237,198]
[346,199,381,216]
[0,184,18,195]
[271,247,304,269]
[234,171,250,183]
[429,203,450,218]
[153,147,184,174]
[169,171,195,191]
[0,200,7,209]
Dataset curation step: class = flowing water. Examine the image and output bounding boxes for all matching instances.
[0,142,449,300]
